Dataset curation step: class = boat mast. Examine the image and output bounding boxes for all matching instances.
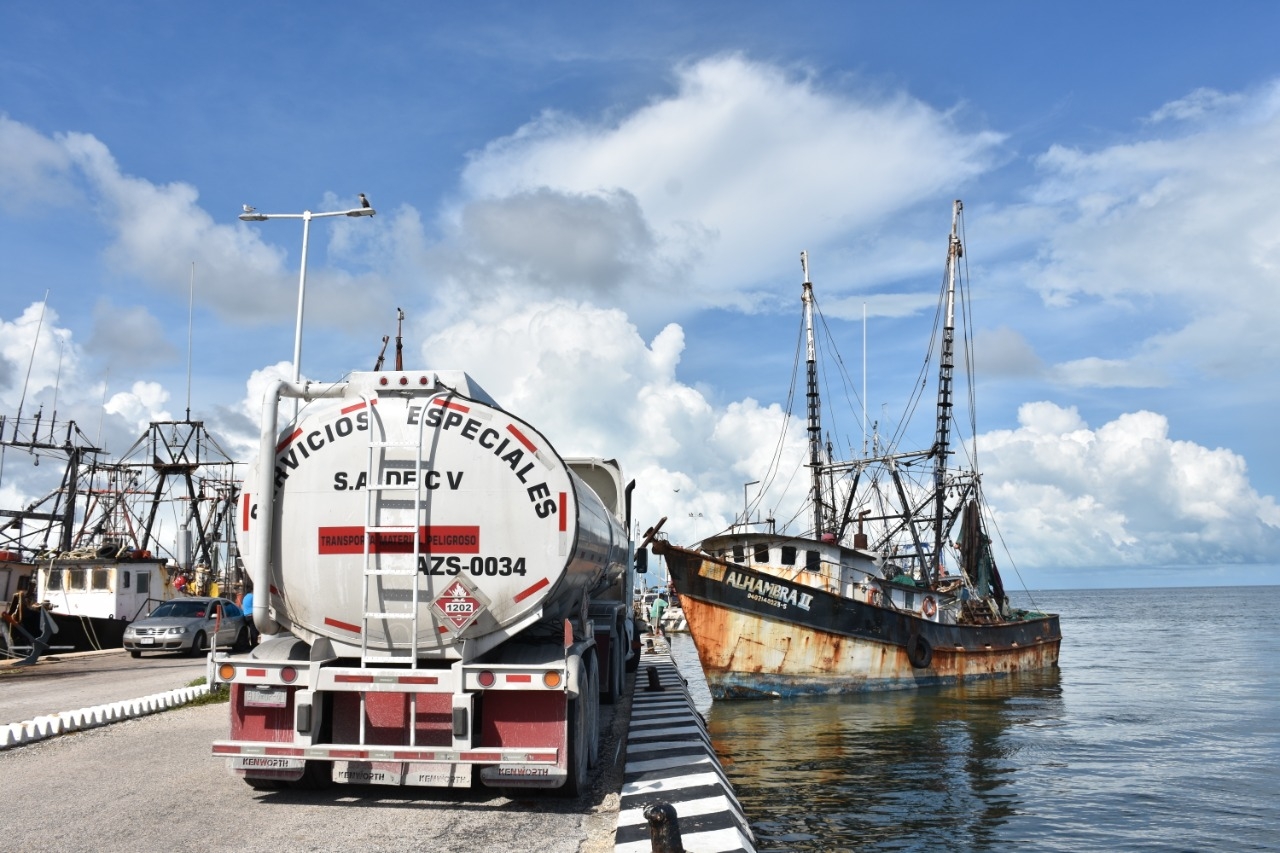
[801,252,830,538]
[930,200,963,584]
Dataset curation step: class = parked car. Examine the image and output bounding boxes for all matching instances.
[123,596,249,658]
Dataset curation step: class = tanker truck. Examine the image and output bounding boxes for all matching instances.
[210,370,644,794]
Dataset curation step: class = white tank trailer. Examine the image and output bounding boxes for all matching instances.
[211,371,645,794]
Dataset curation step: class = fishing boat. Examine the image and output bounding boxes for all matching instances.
[1,414,241,657]
[648,200,1061,697]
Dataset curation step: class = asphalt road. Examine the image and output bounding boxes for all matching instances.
[0,649,209,723]
[0,651,628,853]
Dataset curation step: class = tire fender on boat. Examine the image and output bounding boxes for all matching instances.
[906,634,932,668]
[922,596,937,618]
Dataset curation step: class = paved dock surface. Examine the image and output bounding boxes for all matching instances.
[2,639,753,852]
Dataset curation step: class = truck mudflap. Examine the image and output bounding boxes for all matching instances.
[213,741,561,788]
[335,761,471,788]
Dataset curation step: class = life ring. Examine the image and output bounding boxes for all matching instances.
[906,634,933,668]
[922,596,937,618]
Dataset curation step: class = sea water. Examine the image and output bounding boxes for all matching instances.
[670,585,1280,852]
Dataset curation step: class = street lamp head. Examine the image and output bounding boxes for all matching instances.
[238,212,269,222]
[345,207,376,217]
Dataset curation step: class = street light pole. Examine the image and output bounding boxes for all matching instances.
[292,211,313,394]
[239,197,376,418]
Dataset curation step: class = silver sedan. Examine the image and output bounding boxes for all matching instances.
[123,597,250,658]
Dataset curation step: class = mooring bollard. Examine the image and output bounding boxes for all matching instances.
[644,664,665,692]
[644,801,684,853]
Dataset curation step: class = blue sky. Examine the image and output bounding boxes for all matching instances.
[1,3,1278,589]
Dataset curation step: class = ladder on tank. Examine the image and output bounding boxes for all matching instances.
[359,396,428,667]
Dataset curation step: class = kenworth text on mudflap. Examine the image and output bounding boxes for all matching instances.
[210,370,646,794]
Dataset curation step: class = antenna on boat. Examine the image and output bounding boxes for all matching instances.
[862,302,868,457]
[1,291,50,490]
[51,338,65,443]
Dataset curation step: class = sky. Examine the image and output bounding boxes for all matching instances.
[1,3,1278,590]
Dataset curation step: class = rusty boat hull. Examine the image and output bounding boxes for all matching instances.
[658,543,1061,698]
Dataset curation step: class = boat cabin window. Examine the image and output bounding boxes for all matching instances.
[780,546,797,566]
[137,572,151,595]
[92,568,112,591]
[754,544,770,563]
[68,568,89,590]
[122,571,131,589]
[732,545,745,563]
[804,550,820,572]
[44,568,65,591]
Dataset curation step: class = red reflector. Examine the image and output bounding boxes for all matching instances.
[246,668,267,677]
[336,674,374,683]
[399,376,408,385]
[379,376,388,385]
[330,749,368,760]
[212,745,240,755]
[460,752,502,762]
[505,674,532,683]
[399,676,438,685]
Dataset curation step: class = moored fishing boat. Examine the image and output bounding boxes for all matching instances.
[1,415,240,656]
[649,200,1061,697]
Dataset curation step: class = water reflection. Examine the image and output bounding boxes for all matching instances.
[703,668,1064,852]
[671,587,1280,852]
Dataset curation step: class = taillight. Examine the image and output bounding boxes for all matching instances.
[477,670,496,688]
[280,666,298,684]
[542,671,563,689]
[218,663,236,681]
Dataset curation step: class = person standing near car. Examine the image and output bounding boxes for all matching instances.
[242,585,257,646]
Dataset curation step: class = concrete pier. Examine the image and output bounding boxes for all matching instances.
[614,638,756,852]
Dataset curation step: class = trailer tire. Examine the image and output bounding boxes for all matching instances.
[602,622,625,705]
[289,760,333,790]
[625,629,640,673]
[559,659,591,798]
[585,651,601,769]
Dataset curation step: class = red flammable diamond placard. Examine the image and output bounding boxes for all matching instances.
[432,579,484,631]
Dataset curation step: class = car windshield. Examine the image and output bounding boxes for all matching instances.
[149,601,209,619]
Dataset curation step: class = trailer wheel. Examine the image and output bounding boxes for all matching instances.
[559,659,591,798]
[625,629,640,673]
[289,760,332,790]
[585,651,601,769]
[602,622,625,705]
